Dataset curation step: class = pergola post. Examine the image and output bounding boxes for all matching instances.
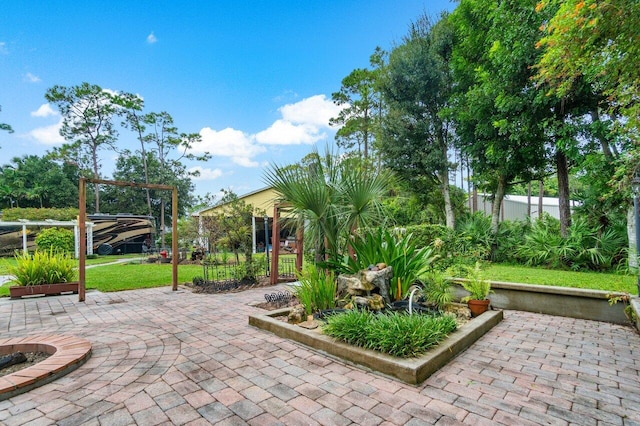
[79,178,87,302]
[172,187,178,291]
[270,205,279,285]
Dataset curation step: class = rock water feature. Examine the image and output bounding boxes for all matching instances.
[337,264,393,309]
[287,265,395,325]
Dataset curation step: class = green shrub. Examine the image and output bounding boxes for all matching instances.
[323,310,457,358]
[292,263,336,315]
[8,250,77,286]
[2,207,79,221]
[35,227,74,253]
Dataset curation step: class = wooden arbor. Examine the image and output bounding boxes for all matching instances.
[78,178,179,302]
[269,203,304,285]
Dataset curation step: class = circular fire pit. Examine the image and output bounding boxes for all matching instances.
[0,335,91,401]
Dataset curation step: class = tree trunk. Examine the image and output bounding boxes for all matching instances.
[440,168,455,229]
[527,181,532,218]
[556,150,571,237]
[538,180,544,220]
[490,175,507,260]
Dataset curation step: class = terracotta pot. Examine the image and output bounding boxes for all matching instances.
[467,299,490,317]
[9,282,79,299]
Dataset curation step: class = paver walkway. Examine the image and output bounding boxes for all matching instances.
[0,286,639,425]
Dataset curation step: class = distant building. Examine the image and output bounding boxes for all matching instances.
[475,193,579,222]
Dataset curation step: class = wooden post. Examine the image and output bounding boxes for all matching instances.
[172,187,178,291]
[78,178,86,302]
[295,221,303,274]
[270,205,279,285]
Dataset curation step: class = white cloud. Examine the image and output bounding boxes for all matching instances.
[24,72,41,83]
[0,42,7,55]
[255,119,324,145]
[147,32,157,44]
[28,119,64,145]
[31,103,57,118]
[255,94,343,145]
[194,94,343,167]
[195,127,265,167]
[189,166,223,181]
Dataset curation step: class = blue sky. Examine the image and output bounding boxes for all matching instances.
[0,1,455,202]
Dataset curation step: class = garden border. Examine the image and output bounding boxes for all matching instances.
[453,280,633,324]
[249,308,503,384]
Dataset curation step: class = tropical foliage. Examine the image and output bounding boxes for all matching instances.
[264,148,391,263]
[331,227,438,300]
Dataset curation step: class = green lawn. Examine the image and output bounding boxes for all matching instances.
[1,259,637,297]
[0,260,204,296]
[484,263,637,295]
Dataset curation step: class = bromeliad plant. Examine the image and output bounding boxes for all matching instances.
[292,263,336,316]
[333,228,438,300]
[8,250,77,286]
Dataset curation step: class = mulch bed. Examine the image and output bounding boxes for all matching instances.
[0,352,51,377]
[187,277,276,294]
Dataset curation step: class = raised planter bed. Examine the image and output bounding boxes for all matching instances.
[249,308,503,384]
[9,282,79,299]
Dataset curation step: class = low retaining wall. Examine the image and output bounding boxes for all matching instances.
[454,279,632,325]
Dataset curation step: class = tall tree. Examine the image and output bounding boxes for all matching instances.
[330,48,386,160]
[450,0,552,240]
[0,155,78,209]
[45,82,119,212]
[379,14,457,228]
[101,152,195,217]
[115,92,153,216]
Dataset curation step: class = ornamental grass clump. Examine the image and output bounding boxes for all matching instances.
[323,310,457,358]
[8,250,77,286]
[293,263,336,315]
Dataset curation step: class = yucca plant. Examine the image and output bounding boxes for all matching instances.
[8,250,77,286]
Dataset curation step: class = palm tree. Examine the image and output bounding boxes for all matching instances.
[264,147,391,264]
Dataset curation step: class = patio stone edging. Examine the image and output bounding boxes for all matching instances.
[249,308,503,384]
[0,335,92,401]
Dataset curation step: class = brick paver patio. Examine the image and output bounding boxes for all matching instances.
[0,286,639,425]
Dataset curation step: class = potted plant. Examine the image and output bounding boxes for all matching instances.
[460,262,492,317]
[7,250,78,299]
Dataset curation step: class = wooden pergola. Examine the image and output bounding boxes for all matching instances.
[269,202,303,285]
[78,178,179,302]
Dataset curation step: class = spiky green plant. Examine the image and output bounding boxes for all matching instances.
[8,250,77,286]
[292,263,336,315]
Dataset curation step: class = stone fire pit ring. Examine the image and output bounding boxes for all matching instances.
[0,335,92,401]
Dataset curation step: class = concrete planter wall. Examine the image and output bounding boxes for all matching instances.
[454,279,631,325]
